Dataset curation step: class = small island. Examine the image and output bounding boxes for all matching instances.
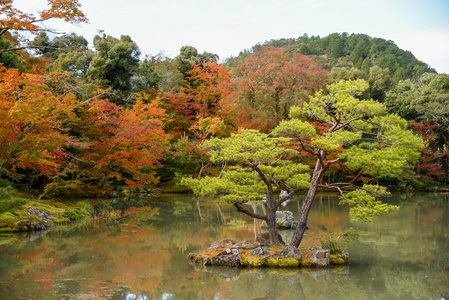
[189,238,349,268]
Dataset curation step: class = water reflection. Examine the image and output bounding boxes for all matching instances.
[0,193,447,299]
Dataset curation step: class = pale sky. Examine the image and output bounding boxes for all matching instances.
[13,0,449,73]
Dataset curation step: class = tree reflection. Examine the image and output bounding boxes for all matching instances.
[0,194,447,299]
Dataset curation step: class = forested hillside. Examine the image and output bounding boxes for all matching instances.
[226,33,436,82]
[0,0,447,199]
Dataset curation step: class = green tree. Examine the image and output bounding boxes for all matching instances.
[386,73,449,184]
[173,46,218,79]
[131,54,164,93]
[51,33,93,76]
[28,32,94,77]
[87,33,140,92]
[386,73,449,124]
[182,81,424,246]
[365,65,392,101]
[0,35,24,70]
[29,32,54,57]
[272,79,425,247]
[55,49,94,77]
[328,67,365,83]
[181,130,310,244]
[329,37,344,58]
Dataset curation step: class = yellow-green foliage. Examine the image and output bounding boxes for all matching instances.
[272,118,316,137]
[339,186,399,222]
[273,79,425,224]
[181,129,310,203]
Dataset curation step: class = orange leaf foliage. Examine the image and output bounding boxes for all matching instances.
[162,61,234,137]
[79,92,172,188]
[225,46,328,131]
[0,0,88,36]
[0,66,78,177]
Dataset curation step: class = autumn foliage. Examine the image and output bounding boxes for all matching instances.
[226,46,328,131]
[162,61,233,137]
[413,121,447,184]
[0,65,171,190]
[0,67,77,179]
[0,0,88,39]
[79,93,171,188]
[0,0,441,194]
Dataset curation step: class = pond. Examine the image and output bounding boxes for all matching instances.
[0,193,448,299]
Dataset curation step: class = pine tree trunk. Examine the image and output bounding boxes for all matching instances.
[289,159,323,248]
[266,187,282,244]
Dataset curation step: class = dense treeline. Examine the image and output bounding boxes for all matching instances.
[0,0,447,199]
[226,33,436,82]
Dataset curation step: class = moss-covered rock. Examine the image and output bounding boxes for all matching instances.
[330,252,349,265]
[278,257,300,268]
[330,255,345,265]
[241,255,267,267]
[210,248,242,267]
[305,249,330,267]
[194,253,211,265]
[300,257,318,268]
[14,220,32,231]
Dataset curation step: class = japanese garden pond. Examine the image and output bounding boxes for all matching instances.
[0,193,448,299]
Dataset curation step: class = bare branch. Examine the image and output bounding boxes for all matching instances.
[0,27,64,37]
[337,186,347,198]
[232,201,267,221]
[318,182,356,189]
[65,153,93,164]
[349,171,364,184]
[359,138,392,145]
[326,109,341,133]
[296,138,318,156]
[274,190,294,209]
[219,161,227,178]
[319,180,387,198]
[307,114,333,127]
[249,163,271,189]
[270,154,284,166]
[51,126,69,133]
[22,122,35,135]
[333,116,363,131]
[0,45,67,54]
[324,157,344,169]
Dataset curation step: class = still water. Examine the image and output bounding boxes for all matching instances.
[0,193,448,299]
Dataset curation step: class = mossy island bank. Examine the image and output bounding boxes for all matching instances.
[189,239,349,268]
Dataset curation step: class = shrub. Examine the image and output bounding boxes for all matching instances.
[63,209,85,220]
[320,229,359,254]
[76,201,93,215]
